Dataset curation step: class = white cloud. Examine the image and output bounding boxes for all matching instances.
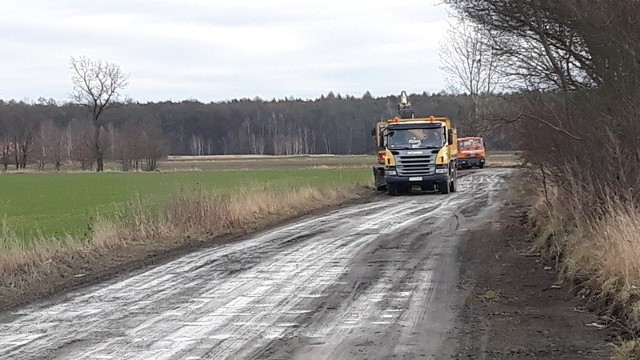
[0,0,451,102]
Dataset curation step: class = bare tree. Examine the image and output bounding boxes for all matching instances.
[444,0,596,92]
[243,117,266,155]
[112,121,167,171]
[6,106,37,169]
[441,17,502,130]
[0,139,10,170]
[112,122,137,171]
[139,123,167,171]
[441,19,501,96]
[70,56,128,172]
[68,117,95,170]
[0,115,6,170]
[35,119,66,171]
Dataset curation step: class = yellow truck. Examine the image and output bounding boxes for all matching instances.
[372,91,458,195]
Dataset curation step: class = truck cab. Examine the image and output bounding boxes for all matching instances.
[457,137,486,169]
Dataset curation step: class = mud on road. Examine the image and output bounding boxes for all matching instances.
[0,169,610,359]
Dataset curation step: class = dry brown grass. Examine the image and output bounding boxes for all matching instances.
[0,185,370,308]
[530,177,640,333]
[564,200,640,314]
[92,186,360,245]
[611,339,640,360]
[612,339,640,359]
[529,177,640,359]
[485,151,524,168]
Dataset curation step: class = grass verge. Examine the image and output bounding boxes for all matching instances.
[528,175,640,358]
[0,184,374,310]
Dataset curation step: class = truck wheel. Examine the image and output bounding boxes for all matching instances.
[448,164,457,193]
[479,163,484,169]
[438,181,450,194]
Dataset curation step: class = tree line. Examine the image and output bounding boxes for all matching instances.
[0,91,515,171]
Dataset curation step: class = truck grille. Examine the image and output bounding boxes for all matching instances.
[395,154,435,176]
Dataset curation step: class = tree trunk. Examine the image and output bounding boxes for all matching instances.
[13,140,19,169]
[20,150,28,169]
[147,158,157,171]
[93,123,103,172]
[97,157,104,172]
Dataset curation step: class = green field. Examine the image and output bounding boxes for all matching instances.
[0,152,518,242]
[0,166,371,241]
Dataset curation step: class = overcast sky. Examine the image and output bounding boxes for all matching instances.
[1,0,451,103]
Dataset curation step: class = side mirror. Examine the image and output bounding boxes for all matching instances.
[380,130,392,148]
[447,129,454,145]
[371,128,376,136]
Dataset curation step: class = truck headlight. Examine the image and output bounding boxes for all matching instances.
[435,168,448,174]
[386,169,397,176]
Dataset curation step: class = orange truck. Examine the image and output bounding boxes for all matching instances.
[457,137,486,169]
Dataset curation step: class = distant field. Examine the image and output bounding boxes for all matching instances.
[485,151,522,167]
[161,152,520,171]
[0,166,371,241]
[160,155,376,171]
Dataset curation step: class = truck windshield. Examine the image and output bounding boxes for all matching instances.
[388,128,444,149]
[459,139,483,150]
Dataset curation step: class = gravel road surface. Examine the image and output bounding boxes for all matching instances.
[0,169,513,359]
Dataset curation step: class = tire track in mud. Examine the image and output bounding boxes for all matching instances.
[0,169,514,360]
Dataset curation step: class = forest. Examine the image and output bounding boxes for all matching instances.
[0,91,513,171]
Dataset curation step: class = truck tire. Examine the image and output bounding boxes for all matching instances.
[373,166,386,189]
[438,181,450,194]
[449,174,457,193]
[448,164,458,193]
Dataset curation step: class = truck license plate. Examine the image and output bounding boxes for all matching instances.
[409,177,423,181]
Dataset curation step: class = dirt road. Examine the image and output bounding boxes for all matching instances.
[0,169,604,359]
